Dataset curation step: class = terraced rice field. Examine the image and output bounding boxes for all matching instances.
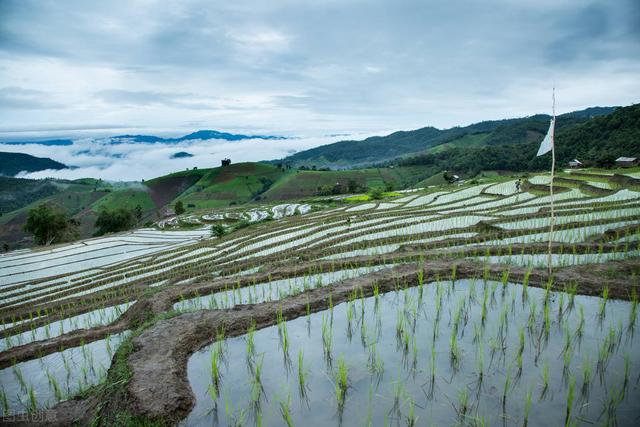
[0,170,639,425]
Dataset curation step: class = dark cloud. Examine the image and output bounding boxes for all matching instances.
[0,0,638,133]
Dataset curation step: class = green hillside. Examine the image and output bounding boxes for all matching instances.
[274,107,617,168]
[0,152,67,176]
[398,103,640,176]
[261,166,433,201]
[174,162,287,209]
[90,189,156,212]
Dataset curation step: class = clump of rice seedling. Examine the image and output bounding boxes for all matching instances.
[297,349,308,398]
[246,321,256,360]
[449,331,460,369]
[564,375,575,427]
[622,352,630,396]
[575,304,585,340]
[457,388,469,419]
[334,355,349,409]
[278,394,294,427]
[581,358,592,399]
[210,344,222,391]
[322,313,333,363]
[599,286,609,318]
[406,395,417,427]
[563,347,572,380]
[540,362,549,399]
[629,287,638,331]
[28,386,37,413]
[523,386,533,427]
[502,364,511,408]
[603,386,624,426]
[13,365,26,391]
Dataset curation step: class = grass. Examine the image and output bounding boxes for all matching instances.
[343,192,403,202]
[90,189,156,213]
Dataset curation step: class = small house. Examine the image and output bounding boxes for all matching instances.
[221,158,231,167]
[568,159,583,168]
[615,157,639,168]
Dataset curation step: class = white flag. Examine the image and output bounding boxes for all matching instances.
[536,118,555,156]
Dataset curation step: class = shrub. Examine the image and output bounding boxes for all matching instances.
[24,203,76,245]
[175,201,185,215]
[368,187,384,200]
[211,224,226,238]
[95,208,135,236]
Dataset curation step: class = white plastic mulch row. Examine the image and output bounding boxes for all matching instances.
[495,207,640,230]
[336,215,493,247]
[1,301,134,351]
[484,180,519,195]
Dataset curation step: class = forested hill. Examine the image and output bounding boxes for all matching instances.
[397,103,640,176]
[274,106,617,169]
[0,152,67,176]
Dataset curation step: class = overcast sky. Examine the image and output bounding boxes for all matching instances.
[1,0,639,139]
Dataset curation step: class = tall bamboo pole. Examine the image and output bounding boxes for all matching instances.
[547,88,556,276]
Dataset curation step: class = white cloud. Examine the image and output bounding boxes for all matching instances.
[9,133,377,181]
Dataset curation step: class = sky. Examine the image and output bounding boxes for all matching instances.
[1,0,639,180]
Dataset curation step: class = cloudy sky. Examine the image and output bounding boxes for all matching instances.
[2,0,639,135]
[1,0,639,179]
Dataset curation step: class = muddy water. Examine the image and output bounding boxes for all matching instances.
[181,280,639,426]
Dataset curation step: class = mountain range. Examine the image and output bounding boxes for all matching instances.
[273,106,619,168]
[0,130,286,147]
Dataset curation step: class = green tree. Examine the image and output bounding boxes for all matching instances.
[175,200,185,215]
[347,179,359,193]
[24,203,74,245]
[95,208,135,236]
[134,204,143,220]
[211,224,226,238]
[369,187,384,200]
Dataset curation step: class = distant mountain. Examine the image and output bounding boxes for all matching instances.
[111,129,286,144]
[0,152,67,176]
[0,130,286,147]
[397,103,640,175]
[0,139,73,146]
[273,107,618,168]
[170,151,194,159]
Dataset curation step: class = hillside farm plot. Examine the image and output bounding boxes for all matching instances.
[1,169,639,425]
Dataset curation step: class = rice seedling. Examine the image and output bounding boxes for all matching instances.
[278,394,294,427]
[540,362,549,399]
[27,386,37,413]
[622,352,630,396]
[210,345,222,391]
[629,287,638,331]
[0,387,8,416]
[599,286,609,318]
[336,354,349,397]
[502,364,511,408]
[564,375,575,427]
[13,365,27,391]
[523,386,533,427]
[457,388,469,420]
[297,349,308,398]
[581,358,592,399]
